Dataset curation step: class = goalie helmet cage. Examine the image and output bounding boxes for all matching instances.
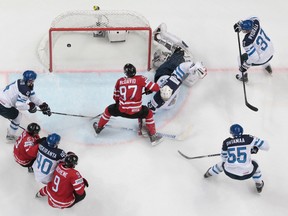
[39,10,153,72]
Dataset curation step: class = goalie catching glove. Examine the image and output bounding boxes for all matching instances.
[160,85,173,101]
[39,102,51,116]
[190,62,207,79]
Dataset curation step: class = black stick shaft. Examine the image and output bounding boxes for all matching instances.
[50,111,102,119]
[178,150,220,159]
[237,32,258,112]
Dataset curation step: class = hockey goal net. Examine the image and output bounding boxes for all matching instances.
[37,10,152,72]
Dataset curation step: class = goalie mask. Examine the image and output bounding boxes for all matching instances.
[160,85,173,101]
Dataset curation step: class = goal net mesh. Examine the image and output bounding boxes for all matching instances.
[37,10,152,72]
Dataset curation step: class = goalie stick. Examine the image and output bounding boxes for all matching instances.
[178,150,220,159]
[237,32,258,112]
[93,122,181,140]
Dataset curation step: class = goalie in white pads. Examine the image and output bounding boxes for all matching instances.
[147,23,207,112]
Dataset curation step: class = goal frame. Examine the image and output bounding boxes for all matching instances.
[48,28,152,72]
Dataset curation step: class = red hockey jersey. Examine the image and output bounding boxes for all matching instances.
[113,75,160,115]
[13,130,39,166]
[45,163,86,208]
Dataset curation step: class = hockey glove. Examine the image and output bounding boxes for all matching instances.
[83,178,89,187]
[28,102,37,113]
[239,61,250,73]
[251,146,259,154]
[144,90,153,95]
[233,22,241,32]
[36,137,47,144]
[39,102,51,116]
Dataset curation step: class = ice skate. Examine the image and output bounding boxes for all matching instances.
[140,125,149,137]
[93,122,104,136]
[236,73,248,83]
[149,133,164,146]
[264,65,272,74]
[6,134,18,142]
[138,119,149,137]
[255,180,264,193]
[35,191,44,198]
[204,169,212,178]
[6,130,18,143]
[28,167,34,173]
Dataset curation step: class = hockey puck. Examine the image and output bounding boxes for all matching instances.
[67,43,71,47]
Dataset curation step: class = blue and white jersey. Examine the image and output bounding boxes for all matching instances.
[148,61,204,112]
[173,62,194,81]
[242,17,274,66]
[221,134,269,176]
[32,140,66,184]
[0,79,42,110]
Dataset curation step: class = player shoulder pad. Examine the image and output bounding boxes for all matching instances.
[17,80,32,97]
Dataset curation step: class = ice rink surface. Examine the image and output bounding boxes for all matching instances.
[0,0,288,215]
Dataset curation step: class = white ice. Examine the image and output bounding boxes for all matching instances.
[0,0,288,216]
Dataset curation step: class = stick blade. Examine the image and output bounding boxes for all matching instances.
[178,150,191,159]
[246,102,258,112]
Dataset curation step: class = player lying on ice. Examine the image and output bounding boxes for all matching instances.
[147,23,207,113]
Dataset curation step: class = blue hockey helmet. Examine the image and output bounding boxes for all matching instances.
[240,20,253,31]
[47,133,61,148]
[230,124,243,137]
[23,70,37,82]
[124,63,136,78]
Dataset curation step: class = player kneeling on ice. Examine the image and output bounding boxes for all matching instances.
[93,63,165,146]
[13,122,44,173]
[204,124,269,193]
[32,133,66,184]
[147,23,207,113]
[35,152,88,209]
[233,16,274,83]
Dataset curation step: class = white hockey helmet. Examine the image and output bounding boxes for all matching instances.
[160,85,173,101]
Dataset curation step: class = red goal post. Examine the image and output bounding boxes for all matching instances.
[39,10,153,72]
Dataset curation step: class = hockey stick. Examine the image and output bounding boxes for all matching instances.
[178,150,220,159]
[42,111,102,119]
[94,122,180,140]
[237,32,258,112]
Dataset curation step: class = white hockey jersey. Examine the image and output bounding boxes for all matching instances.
[0,79,42,110]
[33,141,66,184]
[242,17,274,66]
[221,134,269,176]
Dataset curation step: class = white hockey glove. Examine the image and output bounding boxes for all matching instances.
[160,85,173,101]
[183,62,207,87]
[191,62,207,79]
